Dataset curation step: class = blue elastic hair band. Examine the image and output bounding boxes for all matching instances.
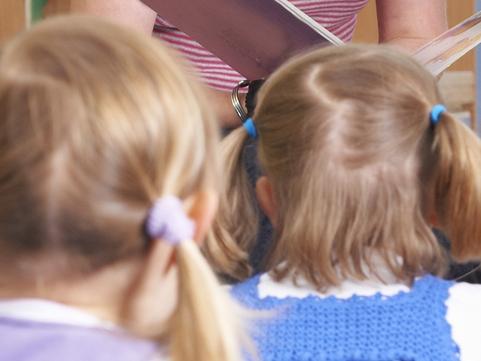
[430,104,446,125]
[243,117,258,139]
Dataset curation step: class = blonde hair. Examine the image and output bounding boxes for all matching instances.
[0,16,243,361]
[211,45,481,288]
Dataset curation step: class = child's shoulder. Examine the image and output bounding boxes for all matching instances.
[447,278,481,298]
[445,281,481,361]
[0,299,161,361]
[446,281,481,324]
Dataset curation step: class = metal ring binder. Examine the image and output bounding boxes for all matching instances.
[231,80,250,121]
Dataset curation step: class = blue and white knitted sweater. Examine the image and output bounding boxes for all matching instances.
[232,274,461,361]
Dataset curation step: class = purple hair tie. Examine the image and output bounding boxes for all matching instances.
[146,196,195,246]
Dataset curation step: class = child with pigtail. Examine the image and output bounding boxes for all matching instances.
[0,16,244,361]
[211,44,481,360]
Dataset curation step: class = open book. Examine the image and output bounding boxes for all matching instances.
[142,0,342,79]
[143,0,481,79]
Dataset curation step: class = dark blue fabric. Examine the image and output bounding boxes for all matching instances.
[435,229,481,283]
[242,140,273,273]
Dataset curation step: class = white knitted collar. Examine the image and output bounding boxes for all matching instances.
[258,254,410,299]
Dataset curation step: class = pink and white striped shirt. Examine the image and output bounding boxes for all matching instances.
[153,0,368,91]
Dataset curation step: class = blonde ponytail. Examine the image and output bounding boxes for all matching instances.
[170,240,245,361]
[2,16,249,361]
[207,127,257,280]
[432,113,481,260]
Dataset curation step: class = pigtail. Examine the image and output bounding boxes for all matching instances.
[170,239,246,361]
[431,113,481,260]
[206,127,257,280]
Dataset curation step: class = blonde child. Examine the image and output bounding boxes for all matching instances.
[212,45,481,360]
[0,16,243,361]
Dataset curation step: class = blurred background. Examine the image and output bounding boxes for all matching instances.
[0,0,479,131]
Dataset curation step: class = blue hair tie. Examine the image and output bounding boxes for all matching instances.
[243,117,258,139]
[430,104,446,125]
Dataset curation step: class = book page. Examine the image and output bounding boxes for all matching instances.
[274,0,343,46]
[142,0,340,79]
[414,11,481,76]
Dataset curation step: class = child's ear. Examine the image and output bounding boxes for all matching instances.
[256,176,278,227]
[185,190,218,246]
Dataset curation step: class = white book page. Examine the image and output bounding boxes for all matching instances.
[274,0,344,45]
[414,11,481,76]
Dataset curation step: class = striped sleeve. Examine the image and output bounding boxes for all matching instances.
[153,0,369,91]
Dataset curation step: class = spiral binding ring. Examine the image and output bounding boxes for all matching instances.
[231,80,250,121]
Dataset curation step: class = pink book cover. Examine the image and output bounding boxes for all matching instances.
[142,0,342,79]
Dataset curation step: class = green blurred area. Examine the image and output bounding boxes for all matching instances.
[31,0,48,23]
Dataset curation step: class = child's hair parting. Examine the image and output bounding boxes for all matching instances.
[211,44,481,287]
[0,16,243,361]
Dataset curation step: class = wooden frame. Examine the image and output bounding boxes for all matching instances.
[0,0,26,43]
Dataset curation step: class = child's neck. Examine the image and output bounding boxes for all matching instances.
[0,261,140,324]
[275,250,408,288]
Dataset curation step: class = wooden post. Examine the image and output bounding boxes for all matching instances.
[0,0,26,43]
[44,0,71,17]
